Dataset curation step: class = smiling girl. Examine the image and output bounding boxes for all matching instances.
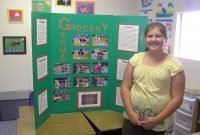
[121,22,185,135]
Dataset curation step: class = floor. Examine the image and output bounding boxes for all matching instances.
[0,120,16,135]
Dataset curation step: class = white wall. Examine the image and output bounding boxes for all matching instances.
[51,0,138,15]
[0,0,32,92]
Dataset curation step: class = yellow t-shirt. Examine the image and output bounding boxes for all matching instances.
[123,52,184,131]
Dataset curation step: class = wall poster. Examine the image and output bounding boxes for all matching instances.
[3,36,26,55]
[7,9,24,24]
[76,1,95,14]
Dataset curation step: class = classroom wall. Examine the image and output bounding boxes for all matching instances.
[0,0,32,92]
[51,0,138,15]
[0,0,200,93]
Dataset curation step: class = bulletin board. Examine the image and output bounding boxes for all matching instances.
[32,12,147,129]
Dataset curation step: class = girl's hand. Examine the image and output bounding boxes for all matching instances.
[128,112,143,126]
[141,117,157,130]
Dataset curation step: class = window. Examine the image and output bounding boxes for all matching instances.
[174,11,200,61]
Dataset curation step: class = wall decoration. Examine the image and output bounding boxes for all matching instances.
[72,34,89,46]
[56,0,71,6]
[73,63,90,74]
[92,35,108,46]
[92,76,108,87]
[91,48,108,60]
[77,90,102,109]
[74,77,90,88]
[92,62,108,74]
[76,1,95,14]
[139,0,154,23]
[54,77,70,89]
[155,2,174,18]
[32,0,51,12]
[72,48,89,60]
[54,63,70,75]
[7,9,23,24]
[141,0,153,8]
[3,36,26,55]
[53,90,70,102]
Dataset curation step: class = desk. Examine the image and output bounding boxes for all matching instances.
[36,113,96,135]
[17,106,35,135]
[83,110,124,132]
[17,106,96,135]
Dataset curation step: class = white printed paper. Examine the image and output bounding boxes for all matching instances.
[37,19,47,45]
[118,24,139,52]
[115,87,124,107]
[37,55,48,80]
[38,90,48,115]
[116,59,128,80]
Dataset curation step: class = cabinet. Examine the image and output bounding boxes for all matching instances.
[192,96,200,132]
[173,96,196,135]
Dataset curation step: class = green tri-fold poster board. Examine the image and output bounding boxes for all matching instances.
[32,12,147,129]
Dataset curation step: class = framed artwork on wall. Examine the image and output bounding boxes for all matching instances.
[76,1,95,14]
[56,0,71,6]
[77,90,102,109]
[3,36,26,55]
[7,9,24,24]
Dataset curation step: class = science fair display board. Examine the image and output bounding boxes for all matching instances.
[32,12,147,128]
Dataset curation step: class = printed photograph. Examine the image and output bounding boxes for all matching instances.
[92,62,108,74]
[53,90,70,102]
[91,48,108,60]
[92,35,108,46]
[74,77,90,88]
[92,76,108,87]
[73,63,90,74]
[56,0,71,6]
[72,48,89,60]
[54,77,70,89]
[54,63,70,75]
[72,34,89,46]
[77,90,102,109]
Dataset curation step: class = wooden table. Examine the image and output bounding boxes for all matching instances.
[83,110,124,132]
[17,106,35,135]
[36,113,96,135]
[17,106,96,135]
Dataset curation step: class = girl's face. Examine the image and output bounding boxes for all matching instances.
[145,27,166,52]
